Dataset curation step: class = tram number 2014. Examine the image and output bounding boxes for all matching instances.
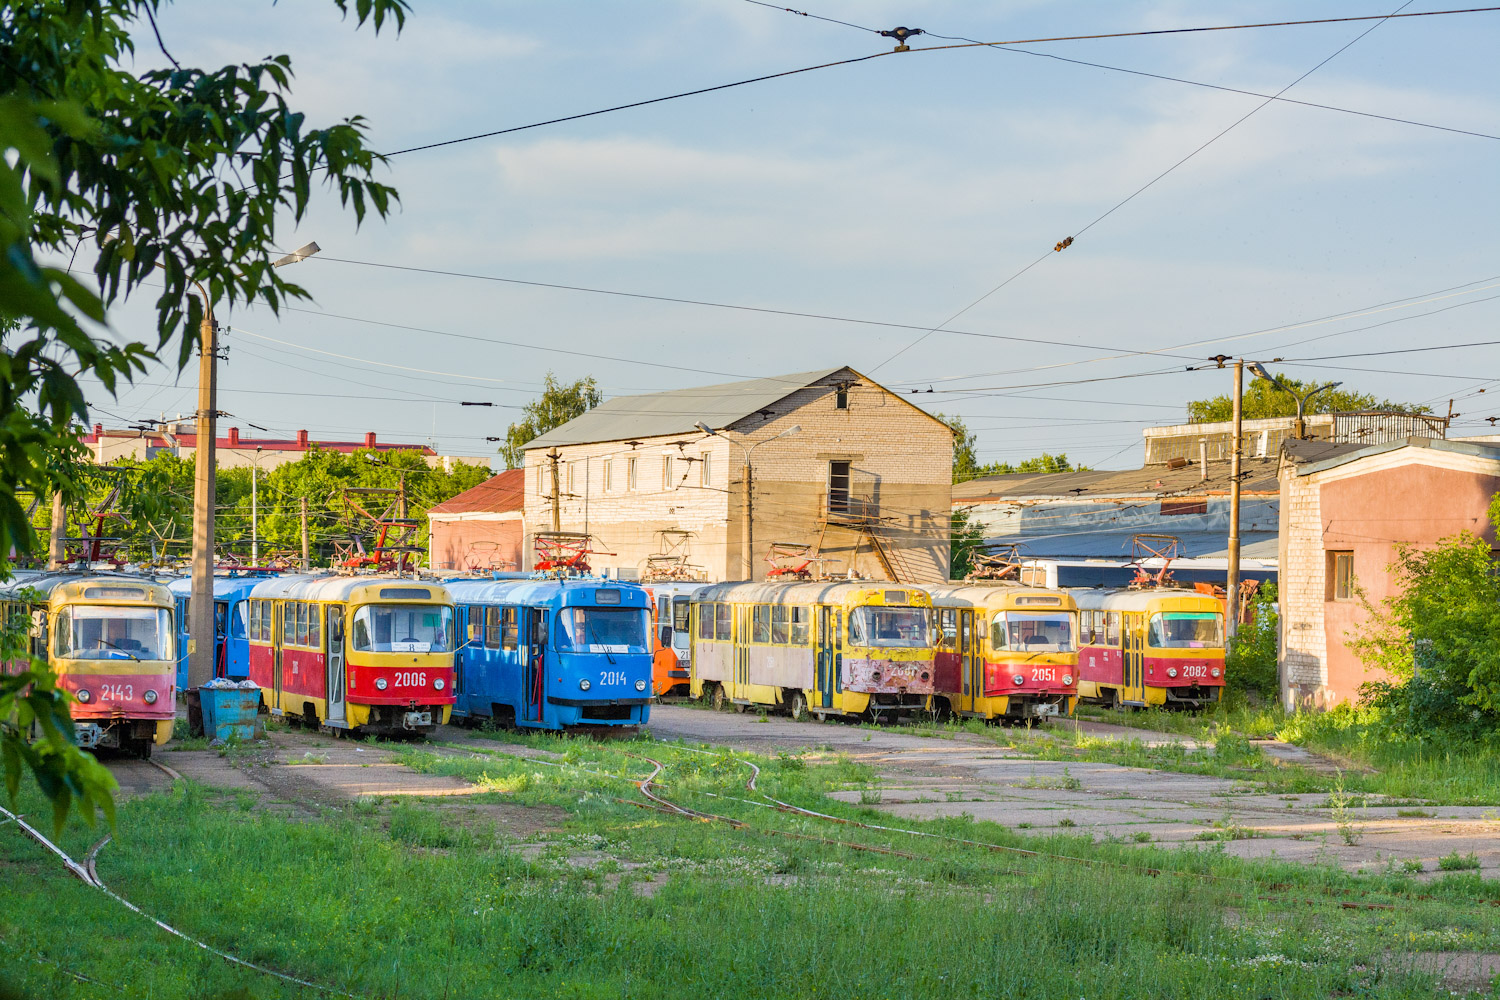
[599,671,630,687]
[1030,668,1057,682]
[99,683,134,700]
[393,672,428,687]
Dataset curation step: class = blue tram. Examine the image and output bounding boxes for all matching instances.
[444,578,653,730]
[167,575,269,689]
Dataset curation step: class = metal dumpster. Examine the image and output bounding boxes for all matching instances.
[199,679,262,742]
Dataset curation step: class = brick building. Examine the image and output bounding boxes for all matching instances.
[81,422,493,471]
[426,469,525,572]
[1278,437,1500,709]
[519,367,953,583]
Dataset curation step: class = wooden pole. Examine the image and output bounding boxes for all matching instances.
[1226,359,1243,641]
[48,490,66,569]
[188,299,217,690]
[300,496,310,572]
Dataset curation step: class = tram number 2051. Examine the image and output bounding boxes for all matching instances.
[1030,667,1057,683]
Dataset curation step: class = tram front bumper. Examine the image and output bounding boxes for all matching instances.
[401,711,433,730]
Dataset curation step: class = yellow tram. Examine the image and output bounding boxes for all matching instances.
[690,582,935,721]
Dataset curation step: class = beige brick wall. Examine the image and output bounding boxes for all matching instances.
[522,370,952,582]
[1278,457,1329,708]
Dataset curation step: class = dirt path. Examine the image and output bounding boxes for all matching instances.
[644,705,1500,876]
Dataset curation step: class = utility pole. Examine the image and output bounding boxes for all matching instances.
[396,468,408,520]
[1226,359,1243,642]
[48,490,66,569]
[188,294,217,690]
[251,446,261,565]
[743,457,755,581]
[299,496,310,572]
[547,449,561,532]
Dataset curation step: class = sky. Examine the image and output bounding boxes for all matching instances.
[73,0,1500,470]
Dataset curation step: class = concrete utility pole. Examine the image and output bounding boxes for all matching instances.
[547,449,562,532]
[695,422,801,581]
[1226,359,1243,642]
[48,491,66,569]
[250,445,262,565]
[187,287,218,690]
[299,497,310,572]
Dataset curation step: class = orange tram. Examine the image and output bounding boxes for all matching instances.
[925,584,1079,721]
[1071,588,1226,709]
[0,573,176,757]
[246,576,456,736]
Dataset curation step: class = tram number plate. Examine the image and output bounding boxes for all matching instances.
[393,672,428,688]
[599,671,630,687]
[99,683,134,701]
[1030,668,1057,683]
[1181,665,1209,679]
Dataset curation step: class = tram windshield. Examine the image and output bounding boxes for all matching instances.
[848,606,928,648]
[557,607,649,652]
[1147,612,1223,649]
[55,605,173,660]
[350,604,454,653]
[991,612,1074,653]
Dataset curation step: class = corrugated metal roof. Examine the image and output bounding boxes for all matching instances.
[427,469,525,516]
[523,368,847,450]
[953,456,1281,503]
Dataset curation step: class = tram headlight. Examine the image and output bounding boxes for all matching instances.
[433,678,446,691]
[579,678,591,691]
[143,690,158,705]
[76,689,91,704]
[1061,674,1073,686]
[634,679,647,692]
[1012,674,1025,686]
[375,677,388,691]
[1166,667,1179,679]
[1210,667,1221,678]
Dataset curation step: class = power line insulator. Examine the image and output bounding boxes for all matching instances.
[879,26,923,51]
[1054,236,1074,252]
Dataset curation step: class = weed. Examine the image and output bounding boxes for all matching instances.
[1016,822,1032,829]
[1396,808,1434,818]
[1020,768,1082,791]
[1133,831,1152,843]
[1328,772,1362,847]
[858,786,883,805]
[1437,852,1481,872]
[1400,859,1424,873]
[289,751,328,765]
[1057,817,1077,828]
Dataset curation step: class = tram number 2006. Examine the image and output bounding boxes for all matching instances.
[1030,668,1057,682]
[393,672,428,687]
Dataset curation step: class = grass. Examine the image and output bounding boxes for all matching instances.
[2,731,1499,999]
[1438,852,1483,872]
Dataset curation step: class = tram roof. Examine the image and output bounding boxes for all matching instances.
[695,581,930,606]
[165,575,273,599]
[247,575,453,605]
[1067,587,1223,612]
[0,571,172,606]
[442,577,650,606]
[923,584,1076,611]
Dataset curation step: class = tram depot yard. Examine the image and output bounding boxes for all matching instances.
[1,702,1497,999]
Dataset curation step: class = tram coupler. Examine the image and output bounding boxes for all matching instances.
[401,711,433,731]
[74,723,105,749]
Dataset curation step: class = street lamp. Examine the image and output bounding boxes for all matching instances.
[696,421,801,580]
[1247,362,1342,440]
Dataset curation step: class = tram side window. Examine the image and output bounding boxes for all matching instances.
[697,604,713,640]
[282,602,296,645]
[307,605,322,650]
[502,608,518,650]
[260,601,272,643]
[937,608,957,650]
[790,606,810,645]
[485,607,501,650]
[467,606,484,644]
[232,602,248,640]
[770,605,789,644]
[714,602,731,641]
[752,604,771,644]
[293,603,307,646]
[673,599,692,633]
[1104,612,1120,647]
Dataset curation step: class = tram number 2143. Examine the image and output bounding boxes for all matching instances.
[1030,667,1058,683]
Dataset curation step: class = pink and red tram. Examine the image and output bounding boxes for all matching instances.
[1072,588,1226,709]
[0,573,176,757]
[246,576,456,736]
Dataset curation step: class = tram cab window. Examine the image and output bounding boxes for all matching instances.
[752,605,771,644]
[790,606,810,646]
[848,606,928,648]
[555,606,648,652]
[672,598,692,634]
[770,606,789,644]
[351,605,454,653]
[990,612,1073,653]
[714,603,732,641]
[231,602,248,640]
[1147,612,1223,649]
[55,605,173,661]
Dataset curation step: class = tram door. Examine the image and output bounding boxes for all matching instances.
[816,606,835,708]
[271,602,285,713]
[959,611,974,707]
[1122,613,1144,705]
[326,606,347,726]
[965,612,983,708]
[523,608,548,722]
[733,605,750,696]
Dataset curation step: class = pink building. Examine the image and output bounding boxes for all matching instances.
[1279,437,1500,708]
[426,469,525,572]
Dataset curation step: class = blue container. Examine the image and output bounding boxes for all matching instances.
[200,685,261,741]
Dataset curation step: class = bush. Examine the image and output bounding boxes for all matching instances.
[1225,584,1278,701]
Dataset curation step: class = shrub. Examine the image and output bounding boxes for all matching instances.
[1225,584,1278,701]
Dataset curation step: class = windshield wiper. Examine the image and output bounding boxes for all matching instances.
[97,639,140,662]
[584,620,616,665]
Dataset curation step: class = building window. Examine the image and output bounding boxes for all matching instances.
[1329,551,1355,601]
[662,455,674,490]
[1160,499,1207,516]
[836,385,848,409]
[566,461,574,492]
[603,459,612,492]
[700,452,711,486]
[627,457,638,490]
[828,461,851,514]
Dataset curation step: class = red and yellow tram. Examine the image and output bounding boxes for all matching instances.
[1072,589,1225,709]
[247,576,456,736]
[1,574,176,757]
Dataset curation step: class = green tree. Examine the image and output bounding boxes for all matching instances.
[1,0,406,826]
[949,507,986,580]
[501,373,602,469]
[1186,378,1430,423]
[1349,495,1500,736]
[1225,582,1278,701]
[944,414,1084,483]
